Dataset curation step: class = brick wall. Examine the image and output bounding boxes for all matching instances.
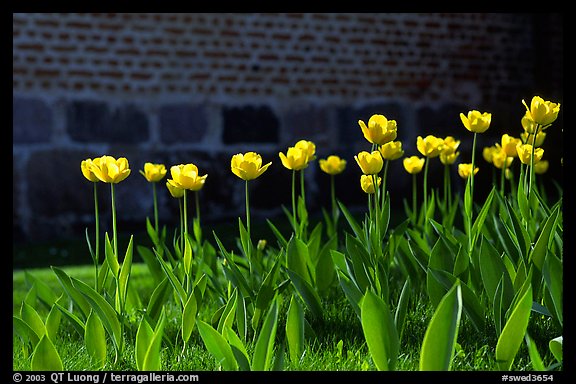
[13,13,564,249]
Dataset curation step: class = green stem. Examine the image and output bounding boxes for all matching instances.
[527,125,540,203]
[291,170,297,234]
[111,183,118,260]
[153,182,159,233]
[412,174,417,225]
[468,133,478,254]
[179,197,184,253]
[93,182,100,291]
[245,180,252,259]
[372,174,380,242]
[195,190,201,226]
[183,189,188,238]
[330,174,337,226]
[500,161,507,197]
[422,157,430,230]
[381,160,389,211]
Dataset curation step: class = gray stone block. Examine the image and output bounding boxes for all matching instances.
[159,104,208,144]
[67,101,149,143]
[13,97,53,143]
[222,105,279,144]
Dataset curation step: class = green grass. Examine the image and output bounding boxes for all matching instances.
[13,262,560,371]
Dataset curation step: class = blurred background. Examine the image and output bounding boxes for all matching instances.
[13,13,563,268]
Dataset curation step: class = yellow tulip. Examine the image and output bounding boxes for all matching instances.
[81,158,99,182]
[166,180,185,198]
[358,114,397,145]
[294,140,317,163]
[482,146,496,164]
[319,155,347,175]
[279,146,310,171]
[403,156,425,174]
[516,144,544,165]
[443,136,461,152]
[501,134,522,158]
[417,135,444,158]
[520,131,546,147]
[534,160,549,174]
[521,112,539,134]
[140,162,167,183]
[491,145,513,169]
[90,155,131,184]
[460,110,492,133]
[379,141,404,160]
[522,96,560,126]
[169,163,207,191]
[458,163,479,179]
[360,174,381,194]
[354,151,383,175]
[231,152,272,180]
[440,149,460,165]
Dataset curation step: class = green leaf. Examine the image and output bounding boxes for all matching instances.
[495,284,533,370]
[85,310,107,369]
[542,253,562,327]
[335,269,363,319]
[182,293,198,344]
[197,320,238,371]
[143,309,166,371]
[428,269,484,332]
[315,236,337,293]
[135,317,154,371]
[360,289,399,371]
[479,238,510,305]
[183,235,193,276]
[549,336,562,364]
[252,298,279,371]
[72,277,123,356]
[394,279,411,344]
[217,289,237,334]
[20,302,46,341]
[525,334,546,371]
[338,200,365,242]
[155,250,186,308]
[117,235,134,311]
[223,326,251,371]
[53,302,86,337]
[24,271,58,309]
[45,301,62,342]
[104,232,120,277]
[470,187,496,249]
[266,219,288,249]
[145,277,172,327]
[287,236,313,286]
[51,266,91,320]
[31,334,63,371]
[137,245,164,284]
[530,204,561,270]
[286,295,305,363]
[286,268,323,320]
[13,315,40,349]
[419,281,462,371]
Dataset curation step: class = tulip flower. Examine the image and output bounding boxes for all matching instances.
[416,135,444,158]
[459,110,492,134]
[379,141,404,161]
[403,155,425,226]
[140,163,167,233]
[319,155,347,175]
[458,163,479,179]
[520,131,546,147]
[81,158,101,290]
[231,152,271,258]
[166,180,185,198]
[522,95,560,127]
[169,163,207,191]
[231,152,272,181]
[516,144,544,165]
[90,155,131,184]
[501,134,522,158]
[360,174,381,194]
[403,156,425,174]
[279,146,309,171]
[319,155,347,233]
[354,151,384,175]
[140,162,167,183]
[81,159,100,182]
[460,109,491,253]
[358,114,397,145]
[294,140,317,163]
[534,159,549,174]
